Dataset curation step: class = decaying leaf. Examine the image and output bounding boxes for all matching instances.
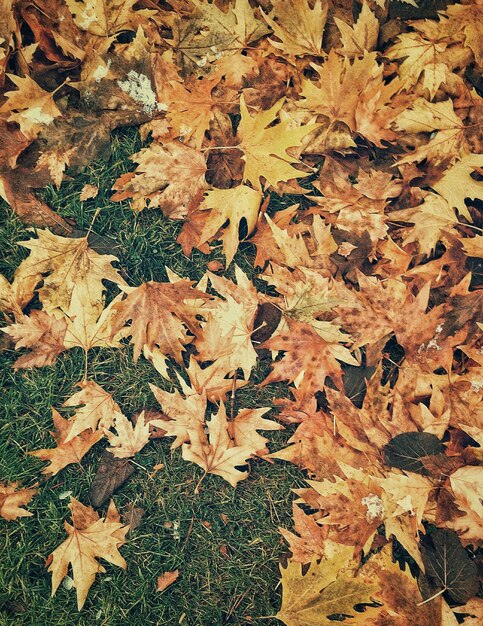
[182,402,255,488]
[1,0,482,619]
[89,451,136,508]
[47,498,129,610]
[30,409,103,476]
[0,482,37,521]
[157,569,179,592]
[276,549,378,626]
[420,529,479,604]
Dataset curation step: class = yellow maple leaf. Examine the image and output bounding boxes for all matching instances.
[198,185,262,266]
[432,153,483,220]
[386,31,449,100]
[36,147,75,189]
[238,95,316,190]
[265,214,337,269]
[276,548,378,626]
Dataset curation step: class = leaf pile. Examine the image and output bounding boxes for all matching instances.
[0,0,482,621]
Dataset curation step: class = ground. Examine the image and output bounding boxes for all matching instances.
[0,127,304,626]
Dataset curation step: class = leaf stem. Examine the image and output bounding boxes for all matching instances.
[194,471,207,494]
[417,587,446,605]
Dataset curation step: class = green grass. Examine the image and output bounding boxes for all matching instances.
[0,128,304,626]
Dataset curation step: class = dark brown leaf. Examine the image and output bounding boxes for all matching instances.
[89,450,136,508]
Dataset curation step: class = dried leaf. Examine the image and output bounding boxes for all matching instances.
[47,498,129,610]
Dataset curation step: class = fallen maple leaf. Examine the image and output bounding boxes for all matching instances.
[279,503,330,563]
[229,407,282,456]
[30,409,103,476]
[237,95,316,190]
[0,482,37,521]
[62,380,122,443]
[385,30,450,100]
[0,74,62,138]
[2,310,67,369]
[171,0,268,74]
[182,402,255,489]
[432,153,483,219]
[261,0,328,59]
[298,51,403,147]
[16,229,126,315]
[198,185,262,266]
[157,569,179,592]
[194,267,261,378]
[184,357,247,403]
[109,279,211,362]
[394,98,468,166]
[111,141,207,217]
[276,548,378,626]
[47,498,129,610]
[335,0,379,57]
[149,377,207,449]
[391,192,459,255]
[261,318,357,398]
[445,466,483,545]
[105,411,150,458]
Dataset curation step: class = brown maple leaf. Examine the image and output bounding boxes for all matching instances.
[182,402,255,489]
[260,318,357,398]
[0,482,37,521]
[279,503,330,563]
[111,141,207,217]
[30,408,103,476]
[2,310,67,369]
[110,280,211,362]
